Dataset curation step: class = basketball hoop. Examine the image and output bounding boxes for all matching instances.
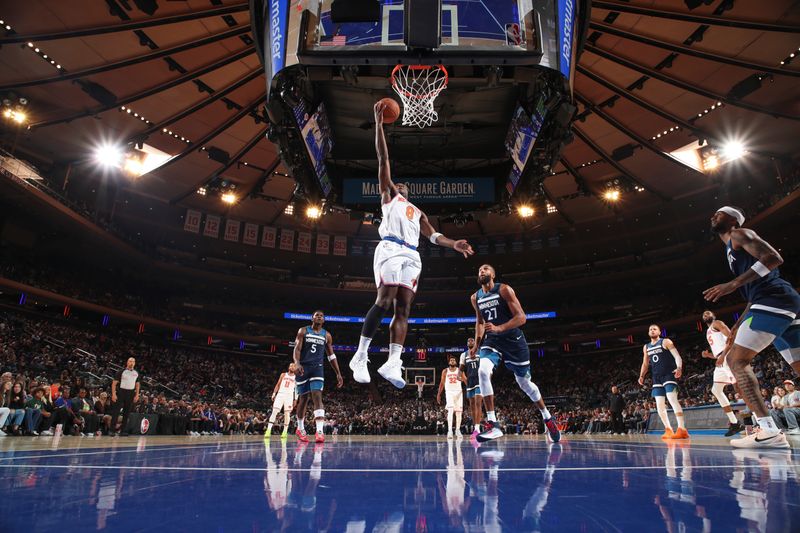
[391,65,449,128]
[415,376,426,398]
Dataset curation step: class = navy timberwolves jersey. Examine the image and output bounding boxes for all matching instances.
[462,351,480,390]
[475,283,522,338]
[726,240,800,311]
[646,338,676,376]
[300,327,327,366]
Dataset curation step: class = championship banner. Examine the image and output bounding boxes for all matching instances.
[183,209,201,234]
[316,233,330,255]
[333,235,347,256]
[343,177,495,204]
[261,226,276,248]
[280,229,295,251]
[203,214,221,238]
[243,223,259,246]
[224,219,241,242]
[298,232,312,253]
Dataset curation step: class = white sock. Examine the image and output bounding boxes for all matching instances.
[757,416,779,432]
[487,411,497,422]
[455,411,462,432]
[297,418,305,432]
[388,343,403,362]
[447,409,454,433]
[357,336,372,355]
[315,419,324,434]
[540,407,551,420]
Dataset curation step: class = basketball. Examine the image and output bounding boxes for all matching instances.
[379,97,400,124]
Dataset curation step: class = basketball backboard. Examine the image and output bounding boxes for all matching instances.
[298,0,545,65]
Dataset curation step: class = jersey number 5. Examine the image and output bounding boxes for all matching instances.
[310,344,318,353]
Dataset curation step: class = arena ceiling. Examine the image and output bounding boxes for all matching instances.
[2,0,799,239]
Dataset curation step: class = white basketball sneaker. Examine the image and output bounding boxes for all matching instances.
[730,427,790,449]
[349,351,371,384]
[378,357,405,389]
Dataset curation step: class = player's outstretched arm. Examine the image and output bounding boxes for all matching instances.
[325,331,344,388]
[638,346,649,386]
[292,328,305,375]
[419,212,474,258]
[374,101,395,204]
[663,338,683,378]
[703,228,783,302]
[471,294,484,352]
[712,319,732,338]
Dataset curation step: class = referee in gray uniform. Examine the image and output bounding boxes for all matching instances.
[110,357,140,436]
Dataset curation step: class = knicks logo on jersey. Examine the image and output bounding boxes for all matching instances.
[406,205,415,220]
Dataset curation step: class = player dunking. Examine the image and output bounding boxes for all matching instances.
[349,101,474,388]
[437,354,464,439]
[638,325,690,440]
[265,363,297,438]
[701,310,744,436]
[459,338,483,438]
[470,264,560,443]
[704,206,799,448]
[293,311,344,443]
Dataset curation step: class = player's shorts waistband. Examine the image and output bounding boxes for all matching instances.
[382,236,417,251]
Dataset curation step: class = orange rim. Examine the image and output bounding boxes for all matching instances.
[391,64,449,100]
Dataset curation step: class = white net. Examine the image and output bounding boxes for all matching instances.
[391,65,448,128]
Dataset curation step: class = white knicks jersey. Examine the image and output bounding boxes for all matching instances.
[706,327,728,357]
[444,368,462,392]
[379,193,421,247]
[276,373,296,396]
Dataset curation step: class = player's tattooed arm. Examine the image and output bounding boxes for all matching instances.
[471,294,484,354]
[292,328,305,375]
[374,101,396,203]
[638,346,649,386]
[704,228,783,302]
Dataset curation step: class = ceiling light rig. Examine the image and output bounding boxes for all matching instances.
[26,41,64,71]
[161,126,191,144]
[546,202,557,214]
[119,106,153,126]
[517,205,535,218]
[2,96,29,125]
[694,101,724,120]
[778,46,800,66]
[699,140,748,173]
[651,126,680,141]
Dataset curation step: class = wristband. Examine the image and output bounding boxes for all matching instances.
[429,232,442,245]
[328,354,337,361]
[751,261,770,277]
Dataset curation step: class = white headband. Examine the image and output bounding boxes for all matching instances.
[717,206,744,226]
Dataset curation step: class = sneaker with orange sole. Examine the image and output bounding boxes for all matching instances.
[315,432,325,443]
[671,427,690,439]
[661,428,675,440]
[296,429,309,443]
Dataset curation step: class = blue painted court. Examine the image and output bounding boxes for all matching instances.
[0,435,798,531]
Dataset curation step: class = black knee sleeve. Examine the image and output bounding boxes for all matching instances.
[361,304,388,338]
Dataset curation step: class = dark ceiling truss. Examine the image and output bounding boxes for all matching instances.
[591,1,800,34]
[243,157,282,199]
[576,65,708,139]
[0,26,251,92]
[0,3,250,45]
[150,94,265,182]
[589,22,800,79]
[574,93,704,177]
[31,47,255,129]
[171,124,270,204]
[571,126,671,201]
[585,44,800,121]
[558,156,593,201]
[128,68,263,144]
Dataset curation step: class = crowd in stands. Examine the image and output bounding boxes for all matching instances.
[2,309,798,438]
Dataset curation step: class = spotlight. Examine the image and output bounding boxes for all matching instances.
[122,150,147,177]
[306,205,322,219]
[197,187,207,196]
[221,193,237,205]
[94,143,124,167]
[517,205,534,218]
[284,204,295,215]
[2,109,27,124]
[603,189,621,202]
[546,203,557,214]
[721,141,746,161]
[703,154,719,171]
